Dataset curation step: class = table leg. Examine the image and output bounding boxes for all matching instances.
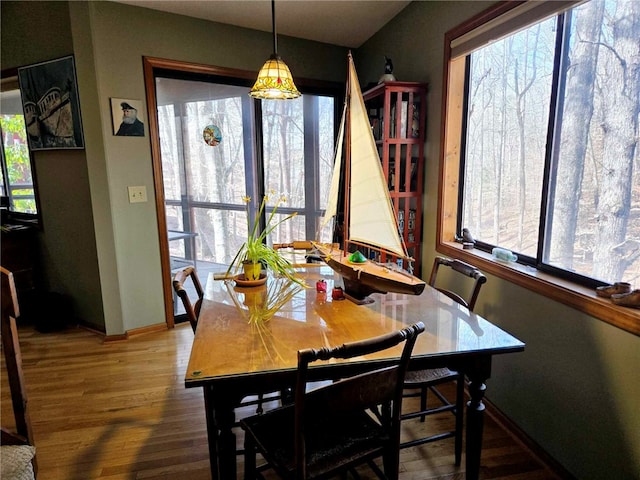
[203,387,219,480]
[207,392,240,480]
[203,387,241,479]
[465,360,490,480]
[216,404,238,479]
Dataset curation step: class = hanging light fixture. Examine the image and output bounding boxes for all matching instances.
[250,0,301,100]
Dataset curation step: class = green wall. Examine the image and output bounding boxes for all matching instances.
[1,1,106,331]
[357,2,640,479]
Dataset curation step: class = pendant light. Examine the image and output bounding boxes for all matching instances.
[250,0,301,100]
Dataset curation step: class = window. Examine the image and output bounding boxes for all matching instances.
[457,0,639,288]
[154,72,338,267]
[262,95,335,244]
[0,85,38,217]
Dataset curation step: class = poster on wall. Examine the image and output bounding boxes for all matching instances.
[110,98,145,136]
[17,55,85,150]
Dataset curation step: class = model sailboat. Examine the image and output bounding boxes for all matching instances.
[313,54,426,302]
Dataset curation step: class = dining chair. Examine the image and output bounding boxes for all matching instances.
[172,266,204,333]
[1,266,37,478]
[400,256,486,465]
[272,240,324,266]
[241,322,425,480]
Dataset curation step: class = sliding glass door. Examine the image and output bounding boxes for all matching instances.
[155,74,337,272]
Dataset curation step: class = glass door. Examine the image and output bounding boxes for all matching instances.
[154,73,336,318]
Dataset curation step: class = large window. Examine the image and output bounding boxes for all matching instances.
[459,0,639,287]
[0,86,38,216]
[155,73,338,267]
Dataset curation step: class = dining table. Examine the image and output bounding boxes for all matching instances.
[185,265,525,480]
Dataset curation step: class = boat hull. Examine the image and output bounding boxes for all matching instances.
[313,243,425,300]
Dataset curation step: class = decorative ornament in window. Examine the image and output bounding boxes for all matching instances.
[203,124,222,146]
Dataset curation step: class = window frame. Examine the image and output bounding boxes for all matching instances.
[437,2,640,336]
[0,72,41,226]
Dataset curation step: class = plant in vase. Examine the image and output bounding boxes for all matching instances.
[226,194,305,287]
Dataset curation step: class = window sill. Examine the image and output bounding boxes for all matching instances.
[437,241,640,336]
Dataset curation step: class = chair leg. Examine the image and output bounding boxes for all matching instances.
[381,452,399,480]
[244,434,257,480]
[420,386,428,422]
[454,374,465,466]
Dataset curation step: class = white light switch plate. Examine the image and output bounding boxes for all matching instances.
[128,185,147,203]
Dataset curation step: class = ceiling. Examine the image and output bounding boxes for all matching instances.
[110,0,411,48]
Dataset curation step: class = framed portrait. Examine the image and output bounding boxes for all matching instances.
[17,55,85,150]
[110,98,145,137]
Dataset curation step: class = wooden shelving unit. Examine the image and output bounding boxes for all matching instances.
[363,81,427,276]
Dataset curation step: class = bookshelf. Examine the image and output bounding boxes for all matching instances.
[363,81,427,276]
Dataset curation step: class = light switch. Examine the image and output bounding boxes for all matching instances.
[128,185,147,203]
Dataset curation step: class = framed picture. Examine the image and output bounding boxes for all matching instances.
[110,98,145,137]
[17,55,85,150]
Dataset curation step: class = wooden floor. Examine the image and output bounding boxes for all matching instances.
[2,323,562,480]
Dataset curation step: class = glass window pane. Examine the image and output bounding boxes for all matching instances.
[262,98,305,208]
[156,73,337,269]
[158,104,181,201]
[156,78,248,206]
[318,96,335,210]
[194,207,248,265]
[545,0,640,284]
[268,212,306,246]
[184,95,248,205]
[165,205,184,257]
[462,18,556,257]
[0,89,37,214]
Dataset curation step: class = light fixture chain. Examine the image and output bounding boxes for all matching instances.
[272,0,277,54]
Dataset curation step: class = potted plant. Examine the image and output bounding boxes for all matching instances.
[226,194,305,287]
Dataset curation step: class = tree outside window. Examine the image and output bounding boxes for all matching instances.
[0,103,37,215]
[461,0,639,287]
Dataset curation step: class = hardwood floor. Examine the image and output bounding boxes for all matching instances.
[2,323,562,480]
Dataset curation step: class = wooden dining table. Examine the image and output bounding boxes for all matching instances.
[185,266,525,480]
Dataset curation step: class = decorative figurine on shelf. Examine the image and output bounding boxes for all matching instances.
[596,282,631,298]
[462,227,476,249]
[456,227,476,249]
[378,56,396,84]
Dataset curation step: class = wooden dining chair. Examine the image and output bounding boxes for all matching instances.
[272,241,324,266]
[172,266,204,333]
[1,266,37,478]
[400,256,486,465]
[241,322,425,480]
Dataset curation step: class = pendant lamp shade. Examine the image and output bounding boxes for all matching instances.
[250,0,301,100]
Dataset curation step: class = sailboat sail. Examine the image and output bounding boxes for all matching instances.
[322,56,406,258]
[320,103,345,230]
[346,59,406,258]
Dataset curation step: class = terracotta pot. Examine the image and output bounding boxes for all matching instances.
[242,261,262,281]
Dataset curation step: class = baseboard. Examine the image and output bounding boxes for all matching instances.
[484,397,576,480]
[102,322,168,342]
[127,323,168,337]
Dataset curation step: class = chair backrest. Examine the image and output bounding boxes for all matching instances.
[293,322,425,478]
[428,256,487,311]
[1,266,35,450]
[272,240,328,265]
[172,266,204,333]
